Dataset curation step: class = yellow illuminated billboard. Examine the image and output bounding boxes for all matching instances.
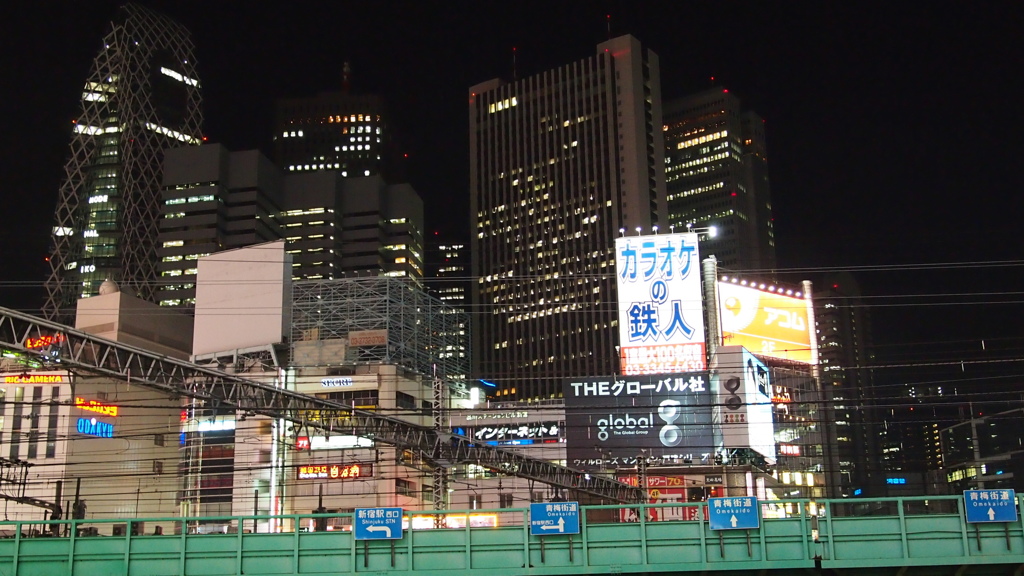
[716,282,814,364]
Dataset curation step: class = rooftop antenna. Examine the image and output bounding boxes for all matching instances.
[512,46,517,81]
[342,61,352,94]
[606,14,612,39]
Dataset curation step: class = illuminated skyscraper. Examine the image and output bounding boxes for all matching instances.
[469,35,667,400]
[44,4,202,322]
[663,88,775,272]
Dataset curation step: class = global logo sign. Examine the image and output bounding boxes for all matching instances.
[596,412,654,441]
[565,372,715,471]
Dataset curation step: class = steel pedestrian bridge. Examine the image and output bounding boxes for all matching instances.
[1,496,1022,575]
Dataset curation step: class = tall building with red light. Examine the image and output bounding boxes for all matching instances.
[469,35,667,400]
[663,88,776,273]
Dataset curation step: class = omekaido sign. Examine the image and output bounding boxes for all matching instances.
[616,233,705,375]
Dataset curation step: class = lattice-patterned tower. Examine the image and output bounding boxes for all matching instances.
[43,4,202,322]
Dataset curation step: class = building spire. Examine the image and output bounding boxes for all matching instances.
[342,61,352,93]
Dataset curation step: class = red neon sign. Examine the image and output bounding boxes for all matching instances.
[75,397,119,417]
[295,436,311,450]
[24,334,65,349]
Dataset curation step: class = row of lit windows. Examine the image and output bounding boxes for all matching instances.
[288,166,375,175]
[488,97,518,113]
[675,130,728,150]
[166,194,216,205]
[667,181,724,201]
[665,151,731,173]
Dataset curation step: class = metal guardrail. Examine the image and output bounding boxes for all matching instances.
[0,496,1022,575]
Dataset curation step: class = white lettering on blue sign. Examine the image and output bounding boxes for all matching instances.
[77,417,114,438]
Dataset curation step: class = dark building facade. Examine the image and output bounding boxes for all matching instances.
[156,144,424,307]
[469,35,667,400]
[663,88,775,273]
[814,273,881,497]
[157,145,283,307]
[44,4,203,321]
[274,86,402,182]
[425,233,471,382]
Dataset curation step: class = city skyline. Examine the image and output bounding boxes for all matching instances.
[2,2,1022,399]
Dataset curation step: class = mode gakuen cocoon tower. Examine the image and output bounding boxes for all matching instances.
[44,4,202,323]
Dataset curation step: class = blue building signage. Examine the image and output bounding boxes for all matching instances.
[707,496,760,530]
[354,507,404,540]
[964,489,1018,523]
[530,502,580,535]
[77,417,114,438]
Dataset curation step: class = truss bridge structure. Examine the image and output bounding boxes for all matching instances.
[0,305,642,503]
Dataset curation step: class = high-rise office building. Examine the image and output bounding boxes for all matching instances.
[274,79,402,181]
[425,233,471,381]
[814,272,880,497]
[44,4,203,322]
[470,35,667,400]
[663,88,775,272]
[156,145,284,307]
[156,144,424,307]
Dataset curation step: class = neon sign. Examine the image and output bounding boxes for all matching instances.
[24,334,65,349]
[77,417,114,438]
[296,463,369,480]
[75,397,118,417]
[4,375,63,384]
[779,444,801,456]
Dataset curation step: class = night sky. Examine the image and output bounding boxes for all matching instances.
[3,2,1022,401]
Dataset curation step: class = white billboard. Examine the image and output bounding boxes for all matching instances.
[615,233,705,375]
[714,345,776,463]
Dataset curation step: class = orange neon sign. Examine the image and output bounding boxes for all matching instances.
[75,397,119,417]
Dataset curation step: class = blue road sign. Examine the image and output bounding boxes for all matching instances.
[707,496,760,530]
[964,490,1018,523]
[354,507,404,540]
[530,502,580,536]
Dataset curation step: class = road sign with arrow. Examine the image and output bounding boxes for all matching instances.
[707,496,760,530]
[964,489,1018,523]
[530,502,580,535]
[354,507,404,540]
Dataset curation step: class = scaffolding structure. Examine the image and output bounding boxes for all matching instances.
[292,278,469,385]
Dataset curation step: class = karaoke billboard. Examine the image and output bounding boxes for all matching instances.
[615,233,705,375]
[564,372,715,470]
